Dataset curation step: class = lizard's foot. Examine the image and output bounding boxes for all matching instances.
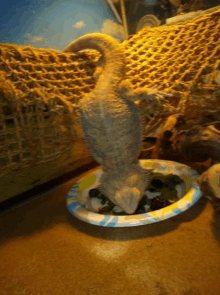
[118,80,172,104]
[146,89,172,100]
[118,80,175,120]
[142,89,172,107]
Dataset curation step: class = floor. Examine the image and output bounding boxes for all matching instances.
[1,170,220,295]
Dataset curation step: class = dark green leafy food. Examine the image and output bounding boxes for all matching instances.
[145,173,184,202]
[138,195,151,207]
[89,188,100,198]
[87,172,184,215]
[151,179,164,189]
[147,172,184,191]
[150,196,171,211]
[149,188,156,192]
[169,174,184,185]
[113,210,128,216]
[135,205,146,214]
[99,193,115,207]
[98,206,113,214]
[159,187,179,201]
[164,181,176,190]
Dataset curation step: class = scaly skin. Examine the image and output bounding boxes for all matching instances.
[63,33,170,214]
[100,163,150,214]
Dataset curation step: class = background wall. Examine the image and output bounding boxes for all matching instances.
[0,0,219,50]
[0,0,124,50]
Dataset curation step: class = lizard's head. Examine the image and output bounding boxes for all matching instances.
[115,186,141,214]
[100,164,150,214]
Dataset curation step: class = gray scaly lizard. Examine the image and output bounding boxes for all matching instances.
[63,33,171,214]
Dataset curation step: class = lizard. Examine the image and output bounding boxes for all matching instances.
[63,33,171,214]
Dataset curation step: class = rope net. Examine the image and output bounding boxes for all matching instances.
[0,7,219,199]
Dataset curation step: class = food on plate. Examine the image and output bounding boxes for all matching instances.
[84,172,184,215]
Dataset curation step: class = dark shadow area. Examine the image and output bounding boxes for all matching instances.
[0,160,98,214]
[0,165,100,244]
[211,200,220,247]
[0,184,72,245]
[66,197,207,241]
[0,170,207,243]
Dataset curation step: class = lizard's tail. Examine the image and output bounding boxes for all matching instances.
[63,33,125,90]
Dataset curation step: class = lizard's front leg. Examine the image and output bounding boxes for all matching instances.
[118,80,174,117]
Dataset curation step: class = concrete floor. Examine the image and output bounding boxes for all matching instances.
[1,171,220,295]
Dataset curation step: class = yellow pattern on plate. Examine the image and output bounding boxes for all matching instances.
[78,175,96,191]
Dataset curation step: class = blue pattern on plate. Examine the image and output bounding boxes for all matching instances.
[68,185,78,196]
[67,194,74,199]
[66,160,202,227]
[158,166,167,172]
[106,216,119,227]
[173,208,183,215]
[99,215,111,226]
[140,213,159,223]
[185,203,192,210]
[141,213,158,221]
[68,201,79,213]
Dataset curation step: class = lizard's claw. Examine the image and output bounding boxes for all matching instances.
[145,90,173,110]
[153,91,172,97]
[147,90,172,100]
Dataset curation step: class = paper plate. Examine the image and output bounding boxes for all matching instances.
[66,160,202,227]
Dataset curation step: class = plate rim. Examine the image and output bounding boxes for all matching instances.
[66,159,202,227]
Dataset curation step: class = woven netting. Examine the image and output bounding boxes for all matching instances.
[123,8,220,136]
[0,7,220,200]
